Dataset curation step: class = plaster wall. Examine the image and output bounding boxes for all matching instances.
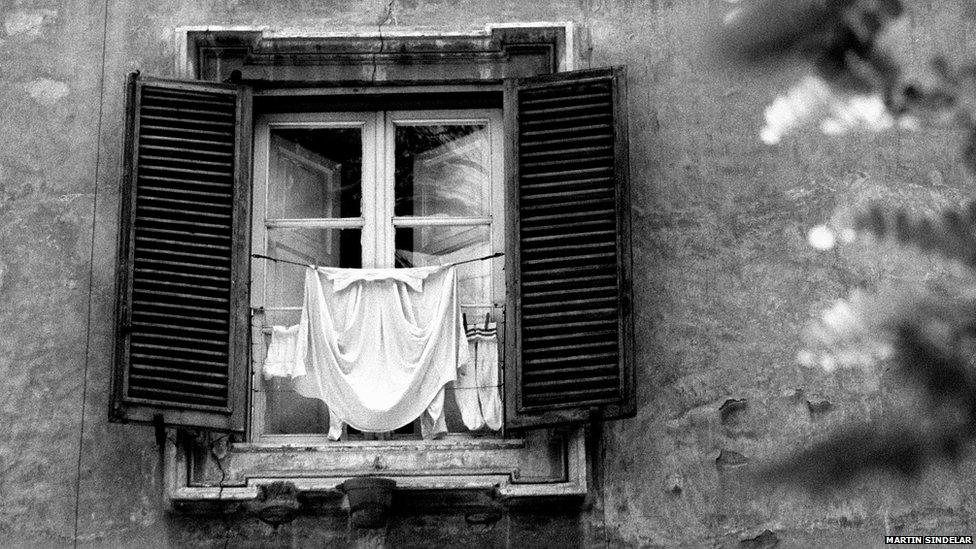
[2,0,976,547]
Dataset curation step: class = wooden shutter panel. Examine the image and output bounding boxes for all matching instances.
[504,67,635,429]
[111,73,252,432]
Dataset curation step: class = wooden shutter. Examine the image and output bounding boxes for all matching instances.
[504,67,635,429]
[111,73,252,432]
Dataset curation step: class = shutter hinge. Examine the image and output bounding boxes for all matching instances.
[153,413,166,448]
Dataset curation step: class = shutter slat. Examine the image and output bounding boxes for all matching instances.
[520,113,613,128]
[143,88,236,107]
[523,340,617,356]
[138,204,232,220]
[523,274,617,289]
[132,288,229,304]
[520,124,611,138]
[507,67,633,427]
[141,104,236,119]
[129,374,229,392]
[127,386,227,405]
[131,321,228,336]
[523,388,620,405]
[131,310,228,327]
[134,257,230,273]
[139,133,236,148]
[521,251,616,267]
[141,195,233,210]
[521,145,613,159]
[521,134,612,150]
[139,163,234,180]
[129,341,227,358]
[520,102,612,117]
[134,267,230,284]
[135,245,232,261]
[138,174,233,189]
[520,187,613,202]
[524,375,619,390]
[520,165,613,180]
[519,176,613,192]
[140,143,234,158]
[520,91,609,106]
[142,125,235,139]
[131,352,227,369]
[140,185,232,201]
[132,277,231,294]
[520,209,615,225]
[139,114,236,130]
[135,215,231,231]
[523,364,619,379]
[522,318,618,333]
[131,300,230,315]
[141,154,233,170]
[131,365,228,380]
[136,229,231,245]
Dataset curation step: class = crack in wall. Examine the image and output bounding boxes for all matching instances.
[371,0,397,83]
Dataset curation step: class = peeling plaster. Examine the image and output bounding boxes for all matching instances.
[3,9,57,38]
[24,79,69,106]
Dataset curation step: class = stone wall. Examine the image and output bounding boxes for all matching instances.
[2,0,976,546]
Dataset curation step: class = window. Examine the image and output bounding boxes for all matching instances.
[251,109,505,439]
[110,26,634,502]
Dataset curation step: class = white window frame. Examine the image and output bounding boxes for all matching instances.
[250,108,505,444]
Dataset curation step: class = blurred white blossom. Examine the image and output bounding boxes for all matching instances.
[807,224,836,250]
[761,75,833,145]
[761,75,918,144]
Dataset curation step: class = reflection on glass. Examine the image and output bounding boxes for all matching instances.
[265,228,361,309]
[263,374,331,435]
[395,225,490,305]
[268,128,362,218]
[394,124,490,217]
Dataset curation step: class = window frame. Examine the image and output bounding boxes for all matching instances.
[249,106,507,443]
[142,25,610,509]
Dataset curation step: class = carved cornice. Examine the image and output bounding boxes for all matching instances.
[186,26,565,86]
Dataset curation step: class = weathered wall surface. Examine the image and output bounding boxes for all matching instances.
[3,0,976,547]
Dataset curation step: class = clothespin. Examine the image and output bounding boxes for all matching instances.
[462,313,469,330]
[483,312,491,330]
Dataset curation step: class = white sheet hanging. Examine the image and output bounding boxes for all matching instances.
[293,265,468,436]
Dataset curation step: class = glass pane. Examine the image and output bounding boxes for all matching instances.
[265,228,362,309]
[394,124,490,217]
[268,128,362,218]
[263,375,332,435]
[395,225,491,305]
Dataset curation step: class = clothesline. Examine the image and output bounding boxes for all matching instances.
[251,252,504,269]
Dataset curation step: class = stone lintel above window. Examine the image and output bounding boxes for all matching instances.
[182,24,573,85]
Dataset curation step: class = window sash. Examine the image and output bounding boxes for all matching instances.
[250,108,504,442]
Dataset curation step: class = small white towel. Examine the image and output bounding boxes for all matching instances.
[263,325,303,379]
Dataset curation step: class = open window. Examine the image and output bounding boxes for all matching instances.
[250,109,506,440]
[110,66,634,437]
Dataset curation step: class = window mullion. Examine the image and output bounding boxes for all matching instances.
[360,112,379,268]
[379,111,395,268]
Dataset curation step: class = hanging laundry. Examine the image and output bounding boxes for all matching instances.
[455,321,503,431]
[292,265,468,439]
[263,324,303,379]
[474,325,503,431]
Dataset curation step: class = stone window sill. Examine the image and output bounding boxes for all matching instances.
[163,428,587,514]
